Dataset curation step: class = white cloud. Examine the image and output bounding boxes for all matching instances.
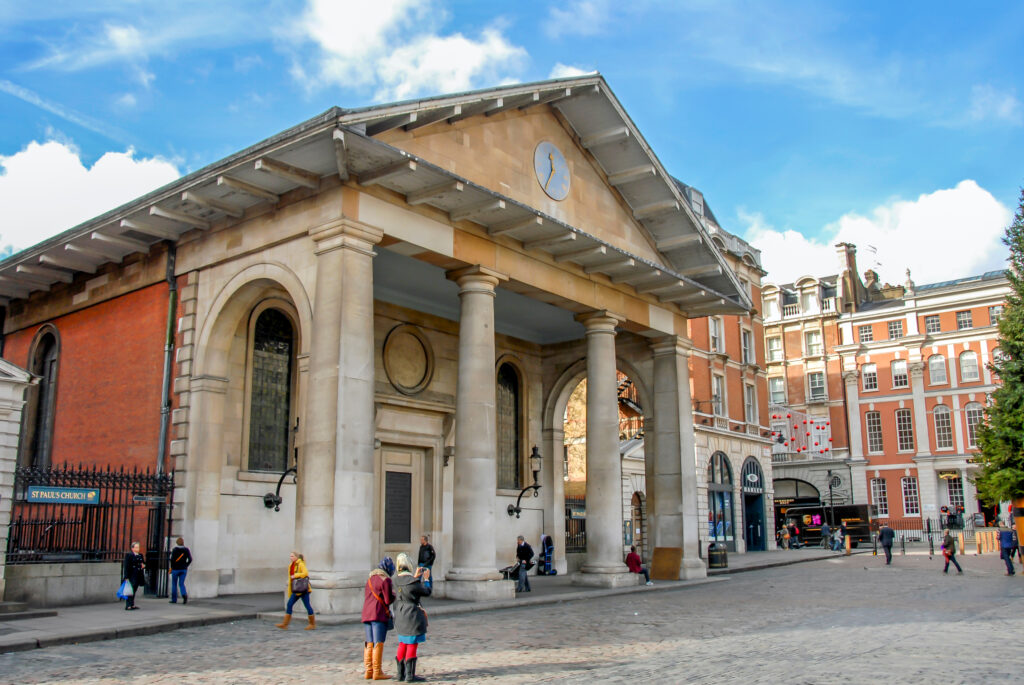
[546,0,612,38]
[290,0,527,101]
[745,180,1012,286]
[968,85,1022,125]
[548,63,596,79]
[115,93,137,109]
[0,140,180,254]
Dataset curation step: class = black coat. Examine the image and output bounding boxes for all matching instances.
[516,542,534,563]
[418,543,436,567]
[878,526,895,546]
[169,546,192,571]
[392,573,431,636]
[122,552,145,587]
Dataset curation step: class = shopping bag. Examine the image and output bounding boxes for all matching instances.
[117,579,134,599]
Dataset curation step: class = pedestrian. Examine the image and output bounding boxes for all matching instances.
[788,522,801,548]
[777,524,790,549]
[878,524,895,565]
[832,528,844,552]
[514,535,534,593]
[168,537,192,604]
[998,524,1016,576]
[417,535,435,590]
[275,551,315,630]
[538,534,555,575]
[941,529,963,575]
[121,541,146,610]
[393,552,430,682]
[820,521,831,550]
[362,557,396,680]
[625,545,653,585]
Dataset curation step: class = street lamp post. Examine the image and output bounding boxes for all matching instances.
[827,469,835,526]
[508,446,543,518]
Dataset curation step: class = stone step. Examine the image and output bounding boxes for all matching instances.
[0,602,29,614]
[0,609,58,622]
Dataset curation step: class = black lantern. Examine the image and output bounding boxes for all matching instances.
[508,446,543,518]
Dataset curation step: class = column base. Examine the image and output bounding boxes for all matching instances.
[681,558,707,580]
[185,569,221,599]
[306,570,366,614]
[444,579,515,601]
[571,571,640,588]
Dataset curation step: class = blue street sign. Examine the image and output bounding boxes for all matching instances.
[26,486,101,505]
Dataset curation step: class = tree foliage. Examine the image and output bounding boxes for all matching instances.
[975,188,1024,504]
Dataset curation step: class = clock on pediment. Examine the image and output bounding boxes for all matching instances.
[534,141,570,201]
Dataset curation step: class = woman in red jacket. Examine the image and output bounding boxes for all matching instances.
[362,557,396,680]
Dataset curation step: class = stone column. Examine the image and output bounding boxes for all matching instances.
[842,368,863,458]
[909,362,931,455]
[296,218,382,614]
[574,311,635,587]
[445,266,514,601]
[0,371,31,601]
[542,426,568,575]
[650,336,706,579]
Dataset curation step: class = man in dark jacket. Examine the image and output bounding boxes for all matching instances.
[878,524,895,565]
[168,537,193,604]
[417,535,436,589]
[999,525,1016,576]
[515,536,534,592]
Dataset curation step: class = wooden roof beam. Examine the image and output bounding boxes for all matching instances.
[634,199,680,220]
[554,245,606,263]
[91,231,150,253]
[366,113,416,136]
[581,126,630,149]
[584,257,634,274]
[2,270,50,288]
[359,159,418,187]
[40,253,97,274]
[332,129,349,181]
[217,175,280,203]
[519,87,572,109]
[608,165,656,187]
[254,157,319,189]
[656,233,701,251]
[450,199,505,224]
[489,215,543,237]
[405,106,460,131]
[407,180,463,206]
[66,242,124,263]
[150,206,212,230]
[637,279,687,295]
[120,218,183,241]
[0,279,29,299]
[680,263,724,278]
[182,191,244,218]
[661,289,707,304]
[611,268,660,285]
[16,264,73,284]
[523,231,577,252]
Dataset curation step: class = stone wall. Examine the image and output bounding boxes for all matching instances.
[4,562,121,607]
[0,360,32,601]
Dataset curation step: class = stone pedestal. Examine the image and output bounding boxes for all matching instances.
[574,311,631,583]
[445,266,514,602]
[296,218,382,614]
[186,375,229,598]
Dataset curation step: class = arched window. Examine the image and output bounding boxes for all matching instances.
[496,362,521,490]
[959,351,979,382]
[933,405,953,449]
[964,402,984,448]
[246,308,295,473]
[23,328,60,468]
[707,452,735,550]
[928,355,947,385]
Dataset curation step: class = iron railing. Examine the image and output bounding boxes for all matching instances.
[565,495,586,553]
[5,465,174,596]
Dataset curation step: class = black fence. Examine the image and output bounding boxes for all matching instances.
[565,495,586,553]
[5,464,174,596]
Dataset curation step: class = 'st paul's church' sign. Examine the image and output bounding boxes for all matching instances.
[26,486,101,505]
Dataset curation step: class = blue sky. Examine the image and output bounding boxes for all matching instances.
[1,1,1021,284]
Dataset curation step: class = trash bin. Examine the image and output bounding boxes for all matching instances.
[707,542,728,569]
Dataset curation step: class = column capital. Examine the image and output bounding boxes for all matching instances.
[308,218,383,256]
[650,335,694,358]
[575,310,625,333]
[446,265,509,293]
[908,361,925,377]
[842,369,859,385]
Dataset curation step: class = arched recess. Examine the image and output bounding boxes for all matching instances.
[740,457,766,551]
[19,324,61,468]
[495,353,528,491]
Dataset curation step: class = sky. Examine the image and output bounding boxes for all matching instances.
[1,1,1022,286]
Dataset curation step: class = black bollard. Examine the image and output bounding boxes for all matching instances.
[900,534,906,556]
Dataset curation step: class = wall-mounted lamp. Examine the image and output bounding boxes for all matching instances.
[507,446,542,518]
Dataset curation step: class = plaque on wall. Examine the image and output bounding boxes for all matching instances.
[384,471,412,544]
[383,324,434,396]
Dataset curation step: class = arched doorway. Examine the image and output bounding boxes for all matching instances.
[707,452,735,552]
[741,458,766,551]
[772,478,821,532]
[630,491,646,557]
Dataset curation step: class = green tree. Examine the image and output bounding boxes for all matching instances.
[975,189,1024,509]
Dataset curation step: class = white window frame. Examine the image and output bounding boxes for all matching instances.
[744,384,757,424]
[956,310,973,330]
[901,476,920,516]
[769,377,786,405]
[928,355,947,385]
[741,329,754,364]
[858,325,873,343]
[895,408,914,452]
[891,360,909,389]
[989,305,1004,325]
[808,371,826,400]
[712,374,726,416]
[965,402,984,448]
[862,363,878,391]
[933,405,953,450]
[924,315,941,334]
[959,351,979,382]
[888,320,904,339]
[710,317,723,353]
[865,411,884,453]
[946,477,964,510]
[805,330,823,356]
[871,478,889,517]
[767,336,783,362]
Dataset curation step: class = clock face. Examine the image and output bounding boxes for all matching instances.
[534,141,570,201]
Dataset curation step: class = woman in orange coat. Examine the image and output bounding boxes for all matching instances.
[275,551,315,630]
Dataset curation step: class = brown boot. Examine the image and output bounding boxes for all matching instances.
[275,614,292,630]
[304,614,316,630]
[372,642,392,680]
[364,642,373,679]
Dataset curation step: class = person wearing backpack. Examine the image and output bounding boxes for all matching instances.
[168,537,192,604]
[941,529,963,575]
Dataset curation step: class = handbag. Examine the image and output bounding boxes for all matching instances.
[291,576,310,594]
[368,579,394,631]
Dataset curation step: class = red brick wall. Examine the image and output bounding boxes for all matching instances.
[4,282,174,470]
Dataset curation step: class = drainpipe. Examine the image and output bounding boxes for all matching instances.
[157,244,177,476]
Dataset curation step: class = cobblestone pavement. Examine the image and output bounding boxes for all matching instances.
[2,553,1022,684]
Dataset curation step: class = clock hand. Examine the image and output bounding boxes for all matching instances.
[544,153,555,190]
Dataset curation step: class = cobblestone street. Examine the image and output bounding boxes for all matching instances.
[3,554,1022,684]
